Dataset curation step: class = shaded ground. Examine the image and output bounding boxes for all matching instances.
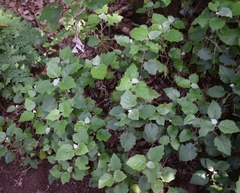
[0,158,104,193]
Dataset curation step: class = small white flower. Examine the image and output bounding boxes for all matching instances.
[211,119,218,125]
[53,78,60,86]
[128,109,132,113]
[33,85,36,89]
[84,117,90,124]
[98,153,101,156]
[15,105,19,108]
[181,51,185,56]
[73,144,78,149]
[33,110,36,113]
[45,127,50,134]
[131,78,139,84]
[230,83,234,88]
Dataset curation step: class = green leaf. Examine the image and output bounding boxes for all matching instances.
[46,109,60,121]
[75,142,89,156]
[157,103,172,115]
[207,86,225,98]
[114,183,128,193]
[126,154,146,171]
[55,144,74,161]
[59,100,73,117]
[113,170,127,182]
[58,76,76,89]
[19,111,34,122]
[218,27,240,46]
[120,90,137,109]
[131,27,148,41]
[75,155,89,170]
[179,129,193,143]
[6,105,15,113]
[61,172,71,184]
[199,120,215,137]
[178,99,198,115]
[163,29,183,42]
[143,123,159,143]
[144,59,168,75]
[139,104,156,119]
[219,65,235,83]
[5,152,15,164]
[90,63,107,80]
[116,77,132,91]
[109,153,122,170]
[125,63,139,78]
[147,145,164,162]
[73,126,89,143]
[175,76,191,88]
[218,120,239,134]
[0,132,6,142]
[96,129,111,142]
[184,114,196,125]
[148,30,161,40]
[207,100,221,119]
[151,179,163,193]
[209,17,225,31]
[107,13,123,26]
[208,2,219,12]
[197,48,212,61]
[120,132,136,151]
[179,143,197,161]
[152,13,167,25]
[24,98,36,111]
[190,170,209,186]
[128,109,139,120]
[60,46,72,60]
[46,58,61,78]
[162,0,171,6]
[0,145,7,157]
[164,88,180,100]
[218,7,232,18]
[87,36,100,47]
[99,173,114,188]
[236,176,240,193]
[159,167,177,182]
[214,135,231,156]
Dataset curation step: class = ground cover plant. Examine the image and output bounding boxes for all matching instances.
[1,0,240,192]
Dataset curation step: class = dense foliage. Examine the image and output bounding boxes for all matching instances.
[1,0,240,192]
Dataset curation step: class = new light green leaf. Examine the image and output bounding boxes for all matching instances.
[207,100,221,119]
[90,64,107,80]
[218,120,239,134]
[55,144,74,161]
[113,170,127,182]
[61,172,70,184]
[209,17,225,31]
[147,145,164,162]
[125,63,139,78]
[175,76,191,88]
[60,46,72,60]
[164,88,180,100]
[163,29,183,42]
[46,58,61,78]
[19,111,34,122]
[126,154,146,171]
[99,173,114,188]
[128,109,139,120]
[46,109,60,121]
[24,98,36,111]
[120,90,137,109]
[120,132,136,151]
[218,7,232,18]
[116,77,132,91]
[75,142,89,156]
[58,76,76,89]
[151,179,163,193]
[59,100,73,117]
[214,135,231,156]
[131,27,148,41]
[159,167,177,182]
[75,155,89,170]
[179,143,197,161]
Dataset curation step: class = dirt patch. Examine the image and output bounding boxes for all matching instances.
[0,158,104,193]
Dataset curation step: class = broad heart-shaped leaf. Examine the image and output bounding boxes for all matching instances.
[120,90,137,110]
[46,58,61,78]
[209,17,225,31]
[19,111,34,122]
[218,7,232,18]
[164,88,180,100]
[59,100,73,117]
[46,109,60,121]
[207,86,226,98]
[218,120,239,134]
[96,129,111,142]
[55,144,74,161]
[147,145,164,162]
[163,29,183,42]
[143,123,159,143]
[126,154,146,171]
[114,183,128,193]
[60,46,72,60]
[58,76,76,89]
[75,142,89,156]
[116,77,132,91]
[61,172,71,185]
[109,153,122,170]
[144,59,168,75]
[179,129,193,143]
[125,63,139,78]
[197,48,212,61]
[99,173,114,189]
[179,143,197,161]
[75,155,89,170]
[90,63,107,80]
[128,109,139,120]
[190,170,209,186]
[151,179,163,193]
[131,27,148,41]
[214,134,231,156]
[178,99,198,115]
[24,98,36,111]
[219,65,235,83]
[207,100,221,119]
[159,167,177,182]
[113,170,127,182]
[120,132,136,151]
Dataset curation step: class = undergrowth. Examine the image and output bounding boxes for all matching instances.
[1,0,240,192]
